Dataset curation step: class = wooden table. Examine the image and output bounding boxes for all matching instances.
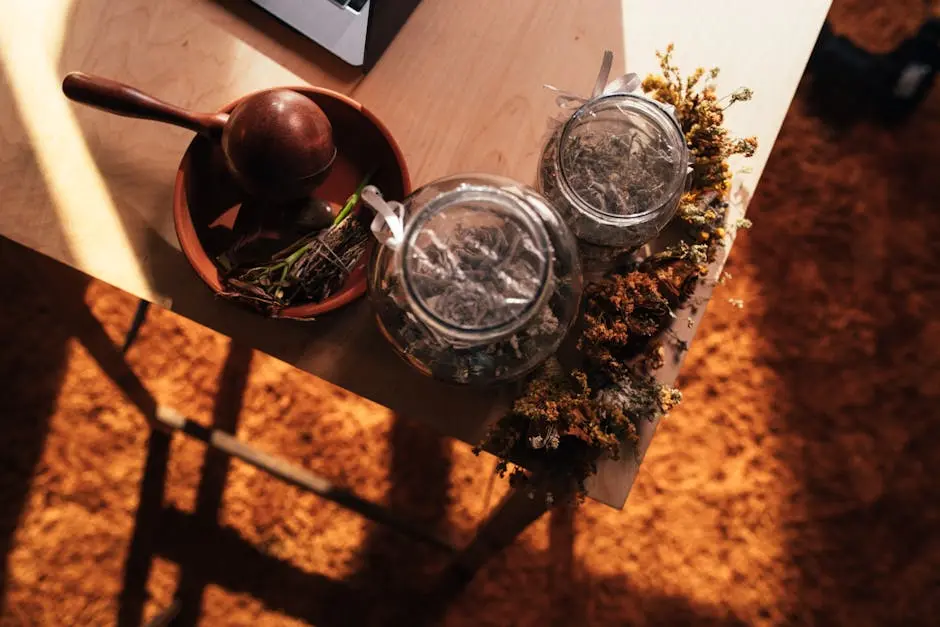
[0,0,829,601]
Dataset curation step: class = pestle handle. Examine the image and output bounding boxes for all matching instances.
[62,72,227,137]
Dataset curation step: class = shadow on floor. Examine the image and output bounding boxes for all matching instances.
[65,287,749,626]
[172,342,253,625]
[0,229,761,626]
[72,296,453,625]
[116,342,254,627]
[0,240,81,615]
[748,59,940,624]
[64,298,366,627]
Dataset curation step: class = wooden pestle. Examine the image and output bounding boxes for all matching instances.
[62,72,336,201]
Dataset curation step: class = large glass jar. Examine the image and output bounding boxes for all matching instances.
[538,93,689,276]
[365,174,582,385]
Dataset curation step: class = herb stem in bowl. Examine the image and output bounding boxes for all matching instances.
[333,167,376,226]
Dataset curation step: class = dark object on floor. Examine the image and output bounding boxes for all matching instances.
[807,17,940,123]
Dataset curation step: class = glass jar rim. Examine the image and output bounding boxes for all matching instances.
[397,181,555,345]
[555,92,689,225]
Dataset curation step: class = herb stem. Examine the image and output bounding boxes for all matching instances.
[333,168,376,226]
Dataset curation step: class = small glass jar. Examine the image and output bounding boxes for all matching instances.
[366,174,582,385]
[538,93,689,275]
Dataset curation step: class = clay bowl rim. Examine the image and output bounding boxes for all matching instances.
[173,85,411,319]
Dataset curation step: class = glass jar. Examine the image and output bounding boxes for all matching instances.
[538,93,689,276]
[365,174,582,385]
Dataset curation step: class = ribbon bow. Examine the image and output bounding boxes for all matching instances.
[544,50,677,119]
[361,185,406,249]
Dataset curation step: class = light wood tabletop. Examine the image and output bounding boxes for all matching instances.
[0,0,830,508]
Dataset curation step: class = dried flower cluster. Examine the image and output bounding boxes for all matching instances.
[476,359,637,497]
[643,44,758,248]
[477,47,756,503]
[642,44,757,194]
[579,272,671,376]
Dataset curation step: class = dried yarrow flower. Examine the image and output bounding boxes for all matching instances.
[643,45,758,204]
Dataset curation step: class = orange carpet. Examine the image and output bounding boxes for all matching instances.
[2,1,940,625]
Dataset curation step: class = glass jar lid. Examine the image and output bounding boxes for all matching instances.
[558,93,688,222]
[399,183,554,345]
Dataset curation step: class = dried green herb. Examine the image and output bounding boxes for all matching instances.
[219,216,369,315]
[218,172,374,316]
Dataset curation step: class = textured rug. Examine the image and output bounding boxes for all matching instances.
[2,1,940,625]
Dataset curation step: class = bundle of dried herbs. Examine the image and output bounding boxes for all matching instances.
[218,173,373,316]
[475,358,637,499]
[578,270,675,378]
[476,46,757,503]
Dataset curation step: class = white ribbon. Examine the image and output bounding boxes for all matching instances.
[544,73,643,109]
[543,50,677,119]
[361,185,406,250]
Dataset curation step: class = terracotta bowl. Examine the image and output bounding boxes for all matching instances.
[173,86,410,319]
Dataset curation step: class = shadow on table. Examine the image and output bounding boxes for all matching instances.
[746,71,940,623]
[55,0,238,309]
[53,0,349,319]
